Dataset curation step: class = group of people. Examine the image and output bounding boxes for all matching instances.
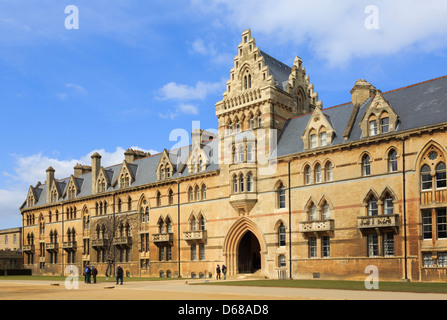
[215,264,227,280]
[83,264,124,285]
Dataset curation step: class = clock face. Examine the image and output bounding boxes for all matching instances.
[428,151,438,161]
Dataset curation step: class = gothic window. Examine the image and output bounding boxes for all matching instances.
[322,202,331,220]
[436,162,447,189]
[277,183,286,209]
[309,203,317,221]
[304,165,312,185]
[368,196,378,216]
[201,185,207,200]
[362,154,371,176]
[278,222,286,247]
[156,191,162,207]
[247,173,253,192]
[239,174,244,192]
[421,165,432,190]
[315,163,322,184]
[247,144,254,162]
[310,133,317,149]
[233,175,238,193]
[388,149,398,172]
[325,162,333,182]
[188,187,194,202]
[168,189,174,205]
[381,116,390,133]
[369,116,378,136]
[319,131,327,147]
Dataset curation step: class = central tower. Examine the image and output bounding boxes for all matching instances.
[215,29,322,216]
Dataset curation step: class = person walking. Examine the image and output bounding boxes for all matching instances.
[216,264,221,280]
[91,266,98,284]
[222,264,227,280]
[84,265,91,284]
[116,264,124,285]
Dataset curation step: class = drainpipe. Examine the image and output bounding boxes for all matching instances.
[402,137,408,280]
[288,160,292,279]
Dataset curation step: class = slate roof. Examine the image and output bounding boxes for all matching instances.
[276,75,447,157]
[260,51,292,91]
[22,139,219,209]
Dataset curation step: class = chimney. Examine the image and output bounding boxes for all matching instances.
[351,79,376,107]
[74,163,92,178]
[46,166,55,203]
[125,148,151,163]
[91,152,102,195]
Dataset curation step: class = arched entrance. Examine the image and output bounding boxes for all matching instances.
[223,217,266,276]
[238,231,261,273]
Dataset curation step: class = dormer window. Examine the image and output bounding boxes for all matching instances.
[319,131,327,147]
[369,118,378,136]
[381,116,390,133]
[310,133,317,149]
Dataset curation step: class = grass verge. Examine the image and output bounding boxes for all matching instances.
[205,279,447,294]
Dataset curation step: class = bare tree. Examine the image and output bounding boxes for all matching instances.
[91,213,137,277]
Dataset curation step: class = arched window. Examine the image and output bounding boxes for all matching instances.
[322,202,331,220]
[277,183,286,209]
[325,162,333,182]
[201,185,207,200]
[310,133,317,149]
[233,175,238,193]
[389,149,398,172]
[168,189,174,205]
[278,222,286,247]
[362,154,371,176]
[195,185,200,201]
[304,165,312,185]
[421,164,432,191]
[369,116,378,136]
[319,131,327,147]
[315,163,322,183]
[247,144,254,162]
[247,173,253,192]
[436,162,446,189]
[309,204,317,221]
[239,174,244,192]
[383,194,394,215]
[368,196,378,216]
[239,145,244,163]
[188,187,194,202]
[156,191,161,207]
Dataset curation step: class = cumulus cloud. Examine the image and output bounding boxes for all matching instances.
[191,0,447,66]
[157,80,223,101]
[0,146,158,228]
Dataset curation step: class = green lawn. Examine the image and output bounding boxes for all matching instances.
[206,279,447,294]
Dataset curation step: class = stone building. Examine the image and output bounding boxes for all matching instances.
[20,29,447,281]
[0,227,23,270]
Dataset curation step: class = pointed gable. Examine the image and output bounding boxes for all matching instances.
[63,175,82,200]
[302,107,336,150]
[360,89,399,138]
[113,160,137,188]
[156,149,175,180]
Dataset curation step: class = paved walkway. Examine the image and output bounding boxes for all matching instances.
[1,279,447,300]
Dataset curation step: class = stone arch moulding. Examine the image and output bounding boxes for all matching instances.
[223,217,267,276]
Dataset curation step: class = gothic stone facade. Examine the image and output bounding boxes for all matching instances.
[20,29,447,282]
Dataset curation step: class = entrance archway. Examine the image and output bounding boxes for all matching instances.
[223,217,266,276]
[238,231,261,273]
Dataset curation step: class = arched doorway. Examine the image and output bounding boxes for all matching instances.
[238,231,261,273]
[223,217,266,276]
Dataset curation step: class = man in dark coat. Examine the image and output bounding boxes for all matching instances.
[116,265,124,285]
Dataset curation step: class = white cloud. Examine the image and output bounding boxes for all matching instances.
[157,80,223,101]
[57,83,88,100]
[0,146,159,228]
[190,38,234,65]
[191,0,447,66]
[158,103,199,120]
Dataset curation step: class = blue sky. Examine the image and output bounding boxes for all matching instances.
[1,0,447,228]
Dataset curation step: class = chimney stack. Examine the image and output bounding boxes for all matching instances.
[46,166,55,203]
[351,79,376,107]
[91,152,102,195]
